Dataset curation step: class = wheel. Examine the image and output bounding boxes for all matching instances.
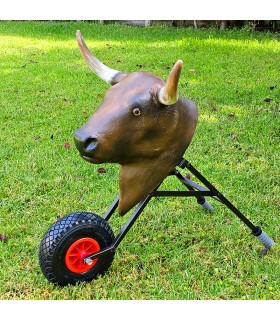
[39,212,115,286]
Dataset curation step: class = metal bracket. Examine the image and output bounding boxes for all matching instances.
[83,158,275,262]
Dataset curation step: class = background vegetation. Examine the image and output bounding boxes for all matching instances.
[0,21,279,299]
[103,20,280,32]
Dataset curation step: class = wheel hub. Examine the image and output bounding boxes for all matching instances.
[65,237,100,273]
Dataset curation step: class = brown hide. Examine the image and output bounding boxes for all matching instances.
[74,31,198,215]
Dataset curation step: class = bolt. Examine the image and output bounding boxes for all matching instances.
[84,258,93,265]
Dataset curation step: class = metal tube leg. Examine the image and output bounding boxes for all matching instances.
[179,159,275,251]
[103,195,119,221]
[83,194,153,261]
[174,170,214,211]
[197,197,214,211]
[181,160,257,231]
[252,227,275,249]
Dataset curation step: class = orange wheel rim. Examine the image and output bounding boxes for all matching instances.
[65,237,100,273]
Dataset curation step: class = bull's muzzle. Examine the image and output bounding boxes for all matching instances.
[74,129,98,159]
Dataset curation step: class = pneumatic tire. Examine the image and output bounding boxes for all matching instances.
[39,212,115,286]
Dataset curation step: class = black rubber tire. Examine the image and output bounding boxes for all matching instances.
[39,212,115,286]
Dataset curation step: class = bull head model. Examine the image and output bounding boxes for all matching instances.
[74,30,198,216]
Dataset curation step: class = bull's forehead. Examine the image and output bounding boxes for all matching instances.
[123,71,164,85]
[113,71,164,95]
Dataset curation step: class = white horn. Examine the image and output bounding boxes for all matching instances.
[157,60,183,105]
[76,30,123,85]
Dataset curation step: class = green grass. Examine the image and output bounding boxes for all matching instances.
[0,21,279,300]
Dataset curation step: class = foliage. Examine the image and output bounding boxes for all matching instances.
[0,21,279,300]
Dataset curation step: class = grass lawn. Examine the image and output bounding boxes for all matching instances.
[0,21,279,300]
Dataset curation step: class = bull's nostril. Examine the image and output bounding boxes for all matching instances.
[84,137,98,151]
[73,129,98,155]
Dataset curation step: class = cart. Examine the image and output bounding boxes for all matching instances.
[39,158,275,286]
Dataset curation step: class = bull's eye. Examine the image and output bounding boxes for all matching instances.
[132,108,141,116]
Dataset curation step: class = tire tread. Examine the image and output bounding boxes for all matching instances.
[39,212,115,285]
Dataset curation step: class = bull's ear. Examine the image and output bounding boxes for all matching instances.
[157,60,183,105]
[76,30,126,85]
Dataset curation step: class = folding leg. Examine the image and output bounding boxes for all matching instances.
[178,158,275,250]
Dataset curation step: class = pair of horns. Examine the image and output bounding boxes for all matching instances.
[76,30,182,105]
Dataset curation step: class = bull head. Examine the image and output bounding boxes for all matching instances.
[74,30,198,215]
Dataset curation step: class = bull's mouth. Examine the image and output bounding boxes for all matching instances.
[81,154,102,164]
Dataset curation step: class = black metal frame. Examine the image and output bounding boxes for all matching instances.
[83,158,274,262]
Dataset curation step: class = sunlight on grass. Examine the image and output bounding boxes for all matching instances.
[201,36,279,51]
[198,113,219,123]
[2,29,279,53]
[1,35,75,50]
